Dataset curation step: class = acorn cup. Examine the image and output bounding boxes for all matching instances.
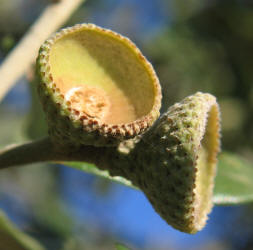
[36,23,221,234]
[36,23,161,148]
[106,92,221,234]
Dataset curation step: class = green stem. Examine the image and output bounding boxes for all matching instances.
[0,137,109,170]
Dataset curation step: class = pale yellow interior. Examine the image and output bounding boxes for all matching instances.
[49,28,155,124]
[194,105,219,231]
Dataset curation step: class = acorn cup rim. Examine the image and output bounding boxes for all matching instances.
[37,23,162,141]
[191,93,221,233]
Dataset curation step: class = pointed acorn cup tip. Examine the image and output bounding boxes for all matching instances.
[118,92,221,234]
[36,23,161,147]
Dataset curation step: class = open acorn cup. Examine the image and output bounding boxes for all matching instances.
[36,23,221,234]
[106,92,221,234]
[36,23,161,147]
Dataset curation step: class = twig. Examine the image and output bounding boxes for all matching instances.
[0,137,108,170]
[0,0,85,102]
[0,137,138,192]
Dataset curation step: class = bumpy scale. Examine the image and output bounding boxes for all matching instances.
[106,92,221,234]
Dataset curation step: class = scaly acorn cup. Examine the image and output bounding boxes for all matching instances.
[36,23,161,147]
[106,92,221,234]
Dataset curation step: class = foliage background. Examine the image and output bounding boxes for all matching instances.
[1,0,253,249]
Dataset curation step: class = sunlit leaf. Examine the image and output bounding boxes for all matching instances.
[65,162,137,190]
[0,211,45,250]
[115,242,131,250]
[214,152,253,205]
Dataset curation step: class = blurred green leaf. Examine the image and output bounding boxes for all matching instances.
[214,152,253,205]
[24,79,47,140]
[0,34,15,53]
[64,152,253,206]
[0,109,27,148]
[115,242,131,250]
[34,195,74,239]
[0,211,45,250]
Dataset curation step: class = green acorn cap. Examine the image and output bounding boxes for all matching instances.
[108,92,221,234]
[36,23,161,147]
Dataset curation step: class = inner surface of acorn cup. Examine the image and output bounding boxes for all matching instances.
[37,23,161,147]
[194,102,220,230]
